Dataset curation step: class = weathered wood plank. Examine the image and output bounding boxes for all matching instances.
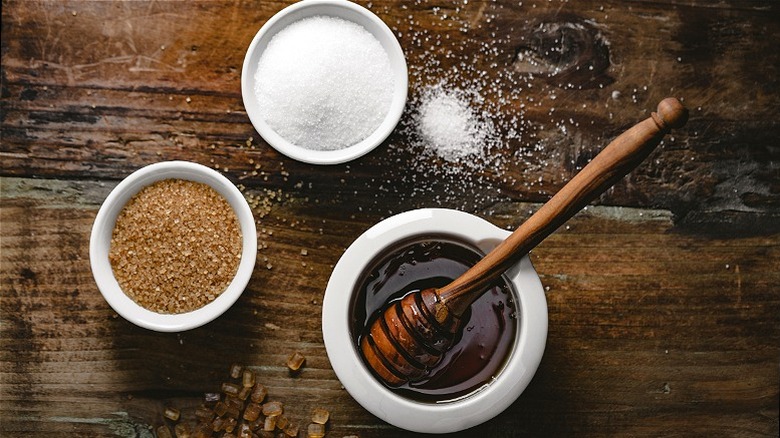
[1,177,778,436]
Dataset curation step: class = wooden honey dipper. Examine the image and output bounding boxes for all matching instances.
[360,98,688,387]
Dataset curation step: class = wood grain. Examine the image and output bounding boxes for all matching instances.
[2,0,778,436]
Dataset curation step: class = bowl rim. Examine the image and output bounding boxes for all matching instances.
[322,208,548,433]
[89,160,257,332]
[241,0,408,165]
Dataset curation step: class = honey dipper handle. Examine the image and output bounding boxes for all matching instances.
[439,98,688,316]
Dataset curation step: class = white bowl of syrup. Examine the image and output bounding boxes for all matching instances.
[322,208,548,433]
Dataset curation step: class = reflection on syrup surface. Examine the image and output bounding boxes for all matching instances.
[352,238,518,403]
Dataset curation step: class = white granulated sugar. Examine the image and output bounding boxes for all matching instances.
[417,86,488,162]
[254,16,394,151]
[412,84,500,170]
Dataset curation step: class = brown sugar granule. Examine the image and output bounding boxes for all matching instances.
[229,363,243,379]
[307,422,325,438]
[109,179,242,314]
[242,369,255,387]
[282,422,299,437]
[163,406,181,421]
[311,407,329,425]
[286,351,306,372]
[262,400,284,417]
[173,422,191,437]
[172,364,340,438]
[156,425,173,438]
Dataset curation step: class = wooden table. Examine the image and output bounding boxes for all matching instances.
[2,1,778,436]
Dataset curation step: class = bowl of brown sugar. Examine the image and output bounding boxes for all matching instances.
[90,161,257,332]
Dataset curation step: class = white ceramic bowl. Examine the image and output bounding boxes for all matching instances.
[89,161,257,332]
[322,208,548,433]
[241,0,408,165]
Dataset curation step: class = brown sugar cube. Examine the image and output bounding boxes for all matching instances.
[192,422,212,438]
[307,422,325,438]
[214,401,229,417]
[225,418,238,433]
[224,417,237,433]
[226,396,244,411]
[237,423,252,438]
[156,425,173,438]
[173,422,191,438]
[262,401,284,417]
[163,407,180,422]
[238,385,252,401]
[275,415,289,430]
[204,392,220,403]
[283,422,300,437]
[242,369,255,387]
[263,415,277,431]
[225,405,241,420]
[311,408,329,425]
[194,405,214,422]
[286,352,306,371]
[243,403,262,422]
[211,416,226,432]
[250,383,268,403]
[222,382,241,397]
[249,415,265,431]
[230,363,243,379]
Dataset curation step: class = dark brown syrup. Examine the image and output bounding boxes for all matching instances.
[351,238,518,403]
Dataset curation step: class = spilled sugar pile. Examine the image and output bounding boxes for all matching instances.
[392,73,527,210]
[414,83,498,166]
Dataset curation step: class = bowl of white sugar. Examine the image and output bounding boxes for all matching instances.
[241,0,408,165]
